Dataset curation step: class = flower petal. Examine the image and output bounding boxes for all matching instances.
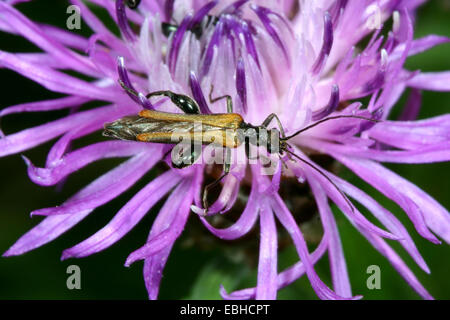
[125,177,194,266]
[0,96,89,117]
[235,57,247,113]
[312,84,339,121]
[391,35,450,60]
[255,199,278,300]
[24,141,149,186]
[336,156,448,243]
[0,2,97,76]
[355,225,433,299]
[309,177,353,298]
[311,12,333,75]
[71,0,127,52]
[3,210,92,257]
[221,234,328,300]
[200,176,259,240]
[0,105,117,157]
[271,194,360,300]
[0,51,118,101]
[332,173,430,273]
[3,152,156,256]
[62,170,181,259]
[198,166,243,215]
[189,71,211,114]
[301,139,450,164]
[398,88,421,121]
[32,149,162,216]
[144,173,199,300]
[408,71,450,91]
[291,149,400,241]
[367,115,450,150]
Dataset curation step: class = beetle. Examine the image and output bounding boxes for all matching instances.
[104,80,378,213]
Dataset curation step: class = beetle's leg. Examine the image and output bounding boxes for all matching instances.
[245,139,259,161]
[224,146,231,176]
[209,84,233,114]
[171,142,201,169]
[119,81,170,105]
[145,90,171,99]
[251,152,272,167]
[261,113,286,138]
[119,79,140,98]
[119,80,163,107]
[119,79,200,114]
[163,147,173,161]
[146,91,201,114]
[203,147,231,211]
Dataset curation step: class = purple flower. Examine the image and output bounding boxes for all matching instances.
[1,0,449,300]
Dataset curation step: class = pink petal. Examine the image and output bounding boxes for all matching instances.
[255,199,278,300]
[32,149,163,216]
[200,176,260,240]
[221,234,328,300]
[0,51,119,101]
[271,194,360,300]
[0,2,97,76]
[3,152,156,256]
[356,225,433,299]
[0,96,89,117]
[309,177,353,298]
[408,71,450,91]
[336,156,449,243]
[24,141,150,186]
[0,106,117,157]
[144,175,198,299]
[62,170,181,259]
[125,178,194,266]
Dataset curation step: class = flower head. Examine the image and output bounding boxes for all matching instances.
[1,0,449,299]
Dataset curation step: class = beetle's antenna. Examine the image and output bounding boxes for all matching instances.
[281,115,380,141]
[284,148,355,213]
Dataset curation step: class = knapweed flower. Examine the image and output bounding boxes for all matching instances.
[1,0,449,300]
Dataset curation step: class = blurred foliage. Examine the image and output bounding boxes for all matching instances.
[0,0,449,300]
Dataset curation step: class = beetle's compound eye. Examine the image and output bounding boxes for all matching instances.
[171,94,201,114]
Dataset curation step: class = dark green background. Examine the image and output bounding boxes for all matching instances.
[0,0,449,299]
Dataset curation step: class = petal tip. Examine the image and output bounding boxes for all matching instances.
[190,205,206,216]
[2,249,14,257]
[60,250,72,261]
[21,154,31,167]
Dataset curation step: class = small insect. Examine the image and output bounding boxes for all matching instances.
[104,81,378,213]
[161,15,219,39]
[124,0,218,39]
